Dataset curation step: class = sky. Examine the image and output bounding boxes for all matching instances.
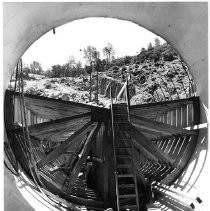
[22,17,165,70]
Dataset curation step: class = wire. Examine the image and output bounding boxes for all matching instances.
[17,58,81,210]
[4,160,19,176]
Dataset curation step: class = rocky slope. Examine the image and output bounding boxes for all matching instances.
[8,59,195,108]
[103,59,195,105]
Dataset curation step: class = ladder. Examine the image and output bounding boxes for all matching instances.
[111,102,140,211]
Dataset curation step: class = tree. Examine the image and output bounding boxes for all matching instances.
[138,47,147,62]
[102,43,115,65]
[75,61,83,76]
[44,68,52,77]
[67,56,75,68]
[162,45,177,61]
[155,38,161,47]
[51,65,63,78]
[149,47,162,62]
[83,46,99,64]
[30,61,43,74]
[123,56,132,65]
[66,55,76,78]
[62,64,68,77]
[83,46,100,103]
[21,63,31,77]
[147,42,153,51]
[85,65,93,102]
[95,59,104,72]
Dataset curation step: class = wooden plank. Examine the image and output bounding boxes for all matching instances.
[14,113,91,143]
[63,122,100,194]
[132,123,164,140]
[130,97,198,110]
[9,90,108,120]
[176,107,182,127]
[28,112,91,138]
[167,111,171,125]
[164,138,173,153]
[187,103,193,127]
[123,124,175,164]
[116,75,131,100]
[181,105,187,128]
[171,110,176,126]
[163,113,167,124]
[131,114,198,136]
[23,97,89,120]
[161,139,169,152]
[37,121,95,168]
[30,113,90,132]
[116,81,126,100]
[193,97,200,125]
[159,139,166,150]
[130,97,198,120]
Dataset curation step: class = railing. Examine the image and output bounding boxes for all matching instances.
[155,97,199,128]
[110,86,120,211]
[110,75,139,210]
[115,74,131,103]
[14,97,49,126]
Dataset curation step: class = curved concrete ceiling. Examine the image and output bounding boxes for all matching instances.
[3,2,209,211]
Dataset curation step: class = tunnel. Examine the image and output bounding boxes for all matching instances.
[3,2,208,211]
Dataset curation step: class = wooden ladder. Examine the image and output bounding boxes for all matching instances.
[111,103,140,211]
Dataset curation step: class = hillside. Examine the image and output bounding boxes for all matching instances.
[8,42,196,108]
[103,59,194,105]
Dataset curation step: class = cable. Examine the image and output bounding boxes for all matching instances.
[4,160,19,176]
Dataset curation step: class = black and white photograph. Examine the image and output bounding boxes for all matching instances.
[3,2,209,211]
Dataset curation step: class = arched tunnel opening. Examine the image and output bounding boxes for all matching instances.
[3,2,208,211]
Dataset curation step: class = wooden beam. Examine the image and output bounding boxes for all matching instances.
[132,123,164,140]
[130,97,198,110]
[14,112,91,135]
[116,75,131,100]
[131,114,198,136]
[28,112,91,133]
[37,121,95,168]
[130,97,199,120]
[133,159,148,187]
[63,122,100,194]
[121,124,175,164]
[27,113,91,142]
[162,134,198,185]
[10,90,105,120]
[116,81,126,100]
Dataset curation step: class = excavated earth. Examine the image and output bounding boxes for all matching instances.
[8,59,194,107]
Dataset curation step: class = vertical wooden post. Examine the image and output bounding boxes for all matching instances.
[176,107,182,127]
[96,69,99,105]
[172,110,176,126]
[126,78,130,109]
[193,97,200,125]
[90,72,92,102]
[163,112,167,124]
[167,111,171,125]
[30,112,34,125]
[14,97,21,123]
[170,111,173,125]
[27,110,31,126]
[182,105,187,128]
[187,103,193,127]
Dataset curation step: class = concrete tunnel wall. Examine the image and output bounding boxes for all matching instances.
[3,2,209,211]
